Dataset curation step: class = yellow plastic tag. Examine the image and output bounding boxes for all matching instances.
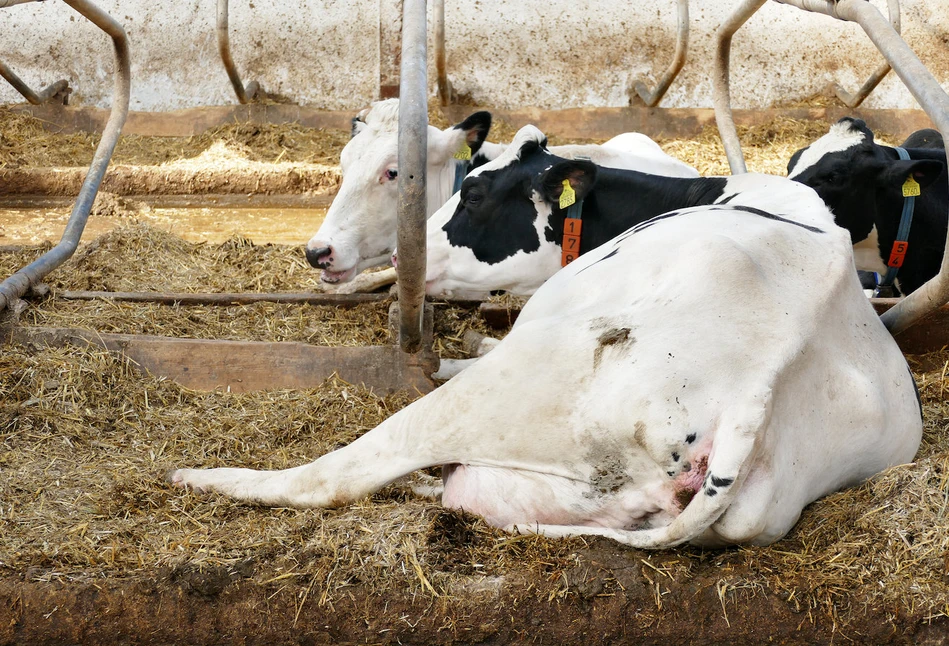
[454,142,472,161]
[903,176,921,197]
[559,179,576,209]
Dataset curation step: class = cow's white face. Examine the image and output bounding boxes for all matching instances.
[306,100,491,284]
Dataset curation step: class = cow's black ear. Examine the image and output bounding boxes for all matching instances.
[538,160,598,206]
[884,159,945,190]
[453,111,492,155]
[351,115,367,139]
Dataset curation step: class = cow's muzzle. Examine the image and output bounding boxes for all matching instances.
[305,245,334,269]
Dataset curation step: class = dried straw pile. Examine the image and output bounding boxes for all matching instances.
[0,106,350,168]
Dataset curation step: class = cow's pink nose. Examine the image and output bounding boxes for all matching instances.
[391,252,398,268]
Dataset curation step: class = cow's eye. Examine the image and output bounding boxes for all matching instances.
[465,192,483,206]
[385,168,398,181]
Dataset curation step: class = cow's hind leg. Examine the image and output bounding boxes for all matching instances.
[168,405,434,508]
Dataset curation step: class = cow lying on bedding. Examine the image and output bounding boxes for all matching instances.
[304,99,697,292]
[170,173,921,548]
[420,126,817,299]
[787,118,947,295]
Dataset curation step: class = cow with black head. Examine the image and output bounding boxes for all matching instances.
[787,117,947,295]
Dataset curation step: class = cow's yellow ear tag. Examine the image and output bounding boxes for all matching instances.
[903,176,921,197]
[454,142,472,161]
[559,179,576,209]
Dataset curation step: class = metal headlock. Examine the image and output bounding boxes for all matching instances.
[712,0,949,336]
[0,0,131,315]
[632,0,689,107]
[217,0,260,104]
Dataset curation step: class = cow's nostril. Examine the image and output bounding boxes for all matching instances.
[305,246,333,269]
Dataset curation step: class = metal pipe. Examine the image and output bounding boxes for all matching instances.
[216,0,259,104]
[434,0,450,106]
[711,0,767,174]
[633,0,689,107]
[0,60,69,104]
[833,0,900,108]
[0,0,130,314]
[396,0,428,353]
[831,0,949,335]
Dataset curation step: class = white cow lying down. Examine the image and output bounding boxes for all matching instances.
[170,185,922,548]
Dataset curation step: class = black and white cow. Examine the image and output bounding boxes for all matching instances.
[787,118,947,295]
[170,182,921,548]
[423,125,810,298]
[305,99,698,291]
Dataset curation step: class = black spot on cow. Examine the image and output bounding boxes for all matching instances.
[710,475,734,488]
[671,452,680,462]
[685,433,696,444]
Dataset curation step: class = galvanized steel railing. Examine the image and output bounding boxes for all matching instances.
[396,0,428,352]
[217,0,260,104]
[0,0,131,314]
[632,0,689,107]
[712,0,949,335]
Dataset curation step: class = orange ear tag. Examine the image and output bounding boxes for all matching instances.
[559,179,576,209]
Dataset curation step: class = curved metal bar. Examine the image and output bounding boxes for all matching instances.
[434,0,450,106]
[0,0,131,314]
[396,0,428,353]
[0,59,69,104]
[834,0,900,108]
[633,0,689,107]
[711,0,767,174]
[216,0,259,104]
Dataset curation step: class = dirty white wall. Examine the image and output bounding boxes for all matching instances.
[0,0,947,112]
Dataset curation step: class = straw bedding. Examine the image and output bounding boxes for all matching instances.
[0,108,946,632]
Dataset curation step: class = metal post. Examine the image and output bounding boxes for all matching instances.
[0,0,131,313]
[632,0,689,107]
[217,0,259,104]
[0,60,69,104]
[434,0,450,106]
[711,0,767,174]
[396,0,428,353]
[834,0,900,108]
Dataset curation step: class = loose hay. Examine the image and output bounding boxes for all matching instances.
[1,110,946,630]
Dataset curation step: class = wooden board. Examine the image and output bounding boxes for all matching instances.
[6,326,437,395]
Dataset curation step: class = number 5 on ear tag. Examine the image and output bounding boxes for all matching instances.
[560,179,576,209]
